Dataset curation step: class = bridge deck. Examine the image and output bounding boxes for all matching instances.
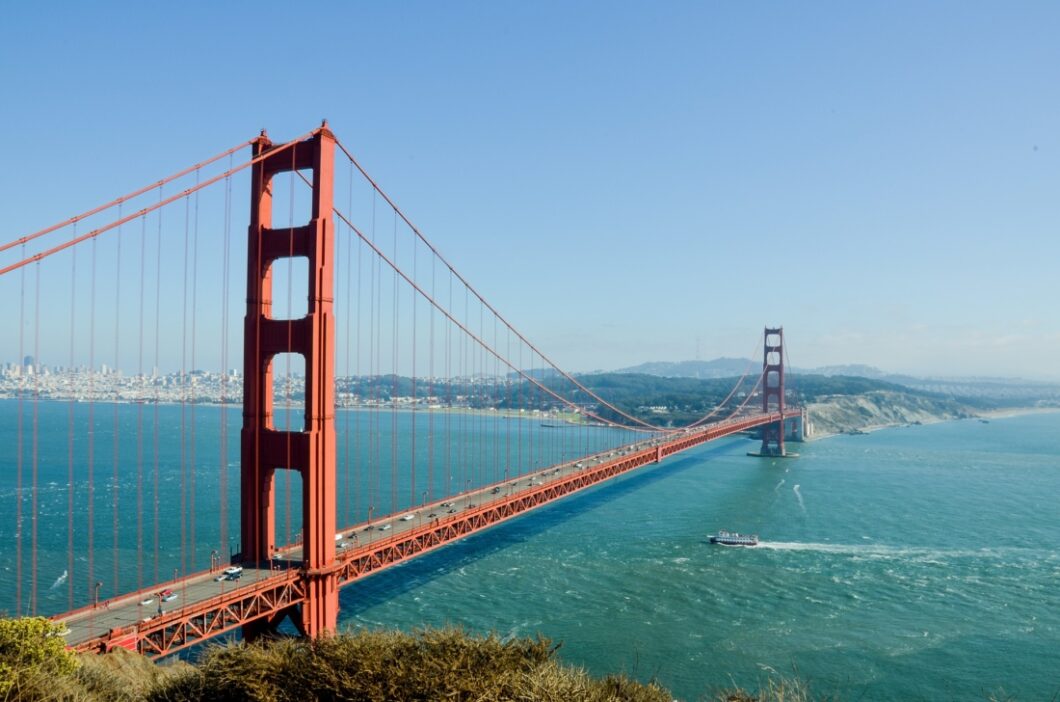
[57,409,800,656]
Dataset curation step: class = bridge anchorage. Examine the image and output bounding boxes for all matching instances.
[3,124,802,656]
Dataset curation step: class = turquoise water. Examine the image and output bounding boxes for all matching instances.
[2,401,1059,699]
[0,399,635,612]
[339,413,1060,700]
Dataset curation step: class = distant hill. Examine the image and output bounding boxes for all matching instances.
[801,363,888,378]
[613,357,755,379]
[610,358,1060,405]
[559,372,951,426]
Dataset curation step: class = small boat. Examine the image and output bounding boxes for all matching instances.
[709,530,759,546]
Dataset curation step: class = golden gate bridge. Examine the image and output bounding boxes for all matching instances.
[0,123,802,656]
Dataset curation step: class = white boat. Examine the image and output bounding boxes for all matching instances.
[708,530,759,546]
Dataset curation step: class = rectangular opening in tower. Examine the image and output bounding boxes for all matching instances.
[270,352,306,432]
[269,256,309,320]
[270,170,315,228]
[272,467,304,551]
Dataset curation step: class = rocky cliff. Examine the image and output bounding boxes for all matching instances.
[806,390,974,437]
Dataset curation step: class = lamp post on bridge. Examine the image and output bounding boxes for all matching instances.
[93,581,102,609]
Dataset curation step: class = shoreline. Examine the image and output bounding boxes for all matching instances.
[0,395,602,427]
[805,405,1060,442]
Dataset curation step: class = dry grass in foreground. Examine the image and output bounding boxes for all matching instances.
[145,627,670,702]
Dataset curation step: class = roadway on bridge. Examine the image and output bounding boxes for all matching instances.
[59,565,280,646]
[58,430,672,648]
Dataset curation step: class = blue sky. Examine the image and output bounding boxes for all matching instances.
[2,2,1058,379]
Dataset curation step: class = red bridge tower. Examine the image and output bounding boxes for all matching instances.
[240,125,338,637]
[758,326,787,457]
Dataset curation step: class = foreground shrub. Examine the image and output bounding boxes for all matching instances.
[149,627,671,702]
[0,616,80,701]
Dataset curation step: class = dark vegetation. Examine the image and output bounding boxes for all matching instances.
[335,371,1003,426]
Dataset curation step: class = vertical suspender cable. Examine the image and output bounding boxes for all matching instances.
[427,255,434,502]
[528,350,534,472]
[368,191,377,522]
[517,342,523,477]
[112,208,123,595]
[461,285,468,494]
[478,300,485,488]
[190,172,201,568]
[31,261,41,613]
[480,301,487,487]
[137,214,146,591]
[179,195,189,575]
[343,162,353,527]
[411,234,417,510]
[375,202,383,515]
[352,177,362,523]
[391,209,398,515]
[219,158,232,555]
[493,314,500,489]
[446,269,452,497]
[505,326,511,484]
[16,243,25,614]
[88,236,96,607]
[152,188,162,585]
[67,234,77,609]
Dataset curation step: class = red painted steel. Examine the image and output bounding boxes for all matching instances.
[241,125,338,639]
[71,571,307,658]
[37,125,804,660]
[65,409,799,659]
[759,327,787,456]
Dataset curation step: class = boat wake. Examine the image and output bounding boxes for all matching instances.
[756,542,1044,561]
[792,484,805,512]
[49,569,68,590]
[773,479,785,493]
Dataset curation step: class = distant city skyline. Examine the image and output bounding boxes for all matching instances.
[1,3,1057,380]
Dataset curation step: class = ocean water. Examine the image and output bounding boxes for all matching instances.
[339,413,1060,701]
[2,401,1058,699]
[0,399,636,612]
